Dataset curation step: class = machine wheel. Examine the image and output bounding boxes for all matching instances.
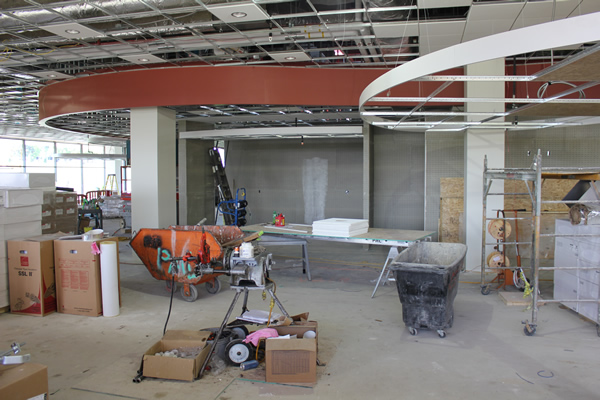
[437,330,447,338]
[524,325,536,336]
[225,339,253,365]
[481,285,491,295]
[205,278,221,294]
[165,279,178,293]
[408,327,418,336]
[231,326,248,340]
[180,284,198,302]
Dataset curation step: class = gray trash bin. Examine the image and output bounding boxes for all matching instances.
[390,242,467,338]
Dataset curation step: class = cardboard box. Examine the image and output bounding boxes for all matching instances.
[142,330,211,381]
[7,234,66,316]
[0,205,42,224]
[0,173,54,188]
[0,363,48,400]
[54,237,119,316]
[0,189,43,208]
[266,321,318,384]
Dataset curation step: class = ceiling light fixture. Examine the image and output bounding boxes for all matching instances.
[65,29,80,35]
[284,56,296,60]
[48,74,56,78]
[138,58,149,62]
[231,12,247,18]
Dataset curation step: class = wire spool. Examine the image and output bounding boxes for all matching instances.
[488,219,512,240]
[487,251,510,269]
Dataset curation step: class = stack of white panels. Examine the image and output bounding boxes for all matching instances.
[0,173,51,308]
[312,218,369,237]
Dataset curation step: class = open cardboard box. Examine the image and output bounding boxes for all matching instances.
[266,321,318,384]
[142,330,211,382]
[0,363,48,400]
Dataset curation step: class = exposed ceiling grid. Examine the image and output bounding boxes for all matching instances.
[0,0,598,143]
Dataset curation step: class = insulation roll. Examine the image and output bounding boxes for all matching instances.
[569,203,600,225]
[100,241,120,317]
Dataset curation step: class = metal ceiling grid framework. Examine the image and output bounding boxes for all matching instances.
[359,12,600,134]
[0,0,598,143]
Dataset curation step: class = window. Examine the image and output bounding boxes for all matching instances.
[25,140,55,174]
[56,143,82,193]
[0,139,24,172]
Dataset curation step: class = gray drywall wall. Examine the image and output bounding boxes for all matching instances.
[506,125,600,168]
[226,138,363,225]
[372,129,425,230]
[178,139,215,225]
[424,131,465,233]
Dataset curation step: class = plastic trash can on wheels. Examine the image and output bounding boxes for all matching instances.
[391,242,467,338]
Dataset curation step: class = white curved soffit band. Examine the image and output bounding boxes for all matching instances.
[359,12,600,131]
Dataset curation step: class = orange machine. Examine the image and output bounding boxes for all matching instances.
[130,225,246,302]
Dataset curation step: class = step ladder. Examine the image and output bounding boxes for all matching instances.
[208,148,235,225]
[104,174,118,195]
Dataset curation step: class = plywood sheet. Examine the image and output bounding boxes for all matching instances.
[440,177,464,243]
[440,198,464,243]
[534,51,600,82]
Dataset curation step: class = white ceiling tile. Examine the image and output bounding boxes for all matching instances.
[463,2,523,41]
[419,21,465,55]
[372,22,419,38]
[268,51,310,63]
[419,20,465,36]
[206,2,269,23]
[511,1,554,29]
[417,0,472,8]
[578,0,600,14]
[119,54,165,64]
[41,23,103,39]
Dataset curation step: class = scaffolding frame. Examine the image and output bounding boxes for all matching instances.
[481,150,600,336]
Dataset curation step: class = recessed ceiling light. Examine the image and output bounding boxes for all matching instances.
[231,12,247,18]
[138,58,149,62]
[284,56,296,60]
[65,29,80,35]
[48,74,56,78]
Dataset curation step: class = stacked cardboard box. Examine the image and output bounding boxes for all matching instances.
[0,173,52,308]
[42,191,78,235]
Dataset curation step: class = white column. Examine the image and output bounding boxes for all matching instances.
[464,59,505,270]
[130,107,177,231]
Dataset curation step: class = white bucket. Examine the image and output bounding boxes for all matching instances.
[240,242,254,258]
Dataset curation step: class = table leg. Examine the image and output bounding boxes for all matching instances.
[302,243,312,281]
[371,246,399,298]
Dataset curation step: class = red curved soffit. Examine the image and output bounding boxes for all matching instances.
[38,65,465,121]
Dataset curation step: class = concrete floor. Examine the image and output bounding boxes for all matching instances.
[2,240,600,400]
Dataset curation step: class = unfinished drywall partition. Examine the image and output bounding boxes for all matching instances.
[372,129,425,230]
[178,139,215,225]
[425,131,464,235]
[226,138,363,225]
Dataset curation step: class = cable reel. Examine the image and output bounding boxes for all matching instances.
[488,219,512,240]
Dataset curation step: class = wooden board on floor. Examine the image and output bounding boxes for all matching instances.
[499,291,532,306]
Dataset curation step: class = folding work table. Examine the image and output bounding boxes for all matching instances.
[242,223,436,297]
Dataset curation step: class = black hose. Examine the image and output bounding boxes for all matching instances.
[163,275,176,336]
